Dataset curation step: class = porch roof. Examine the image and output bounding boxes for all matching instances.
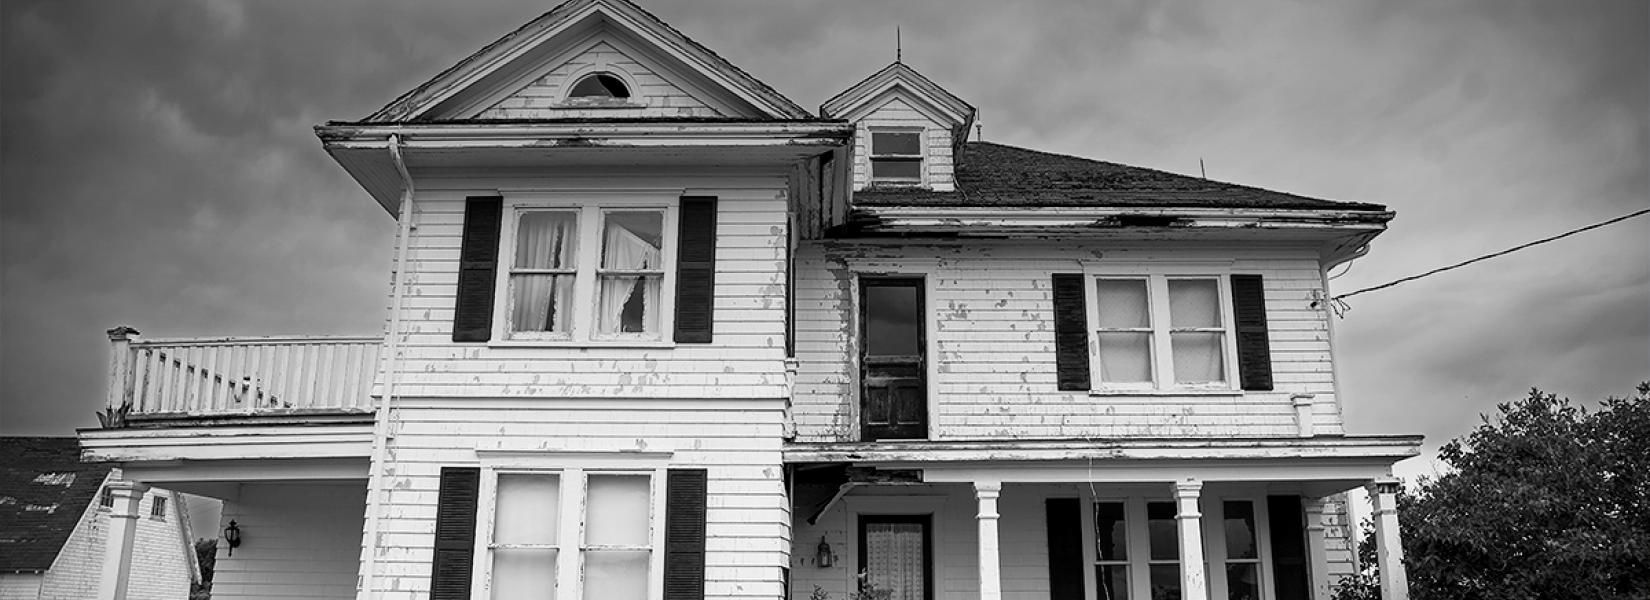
[783,434,1423,464]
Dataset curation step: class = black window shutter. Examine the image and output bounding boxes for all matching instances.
[453,197,503,342]
[674,197,718,343]
[1267,495,1310,600]
[430,467,480,600]
[1045,498,1085,600]
[664,468,708,600]
[1231,274,1273,391]
[1051,274,1091,391]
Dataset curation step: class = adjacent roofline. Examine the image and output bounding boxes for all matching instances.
[317,119,854,148]
[364,0,811,122]
[784,434,1424,464]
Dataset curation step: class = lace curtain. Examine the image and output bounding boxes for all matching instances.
[512,213,576,332]
[864,522,925,600]
[596,219,661,335]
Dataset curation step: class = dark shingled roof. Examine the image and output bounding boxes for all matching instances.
[854,141,1387,212]
[0,437,111,573]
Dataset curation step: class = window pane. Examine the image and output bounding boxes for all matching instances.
[586,475,650,546]
[1094,502,1128,561]
[491,548,556,600]
[495,474,559,545]
[871,159,921,180]
[596,275,660,335]
[601,212,662,270]
[865,283,921,356]
[517,212,577,269]
[510,275,573,333]
[1096,564,1130,600]
[1223,501,1257,559]
[872,132,921,155]
[1171,332,1224,384]
[1226,563,1260,600]
[582,550,649,600]
[1167,279,1220,328]
[1096,279,1150,328]
[1146,502,1179,561]
[1098,332,1152,383]
[1148,565,1182,600]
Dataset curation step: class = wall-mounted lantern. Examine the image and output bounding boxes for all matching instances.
[224,520,242,556]
[815,536,835,568]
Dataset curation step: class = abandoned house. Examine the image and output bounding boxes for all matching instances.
[78,0,1423,599]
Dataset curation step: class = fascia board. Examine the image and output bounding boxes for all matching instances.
[855,205,1395,229]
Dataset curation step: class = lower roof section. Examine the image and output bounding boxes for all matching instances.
[784,434,1423,465]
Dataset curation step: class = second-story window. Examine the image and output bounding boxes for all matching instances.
[869,129,923,184]
[1091,275,1235,390]
[499,200,674,343]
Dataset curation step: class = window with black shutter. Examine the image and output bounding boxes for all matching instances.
[453,198,503,342]
[664,469,708,600]
[1073,271,1269,392]
[1231,274,1274,391]
[430,467,480,600]
[674,197,717,343]
[1051,274,1091,391]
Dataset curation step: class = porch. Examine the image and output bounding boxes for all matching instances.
[786,437,1419,600]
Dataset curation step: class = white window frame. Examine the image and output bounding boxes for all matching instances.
[492,193,679,347]
[472,460,668,600]
[868,127,925,185]
[1079,491,1277,600]
[1083,265,1241,393]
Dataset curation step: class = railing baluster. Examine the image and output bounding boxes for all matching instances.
[109,337,379,418]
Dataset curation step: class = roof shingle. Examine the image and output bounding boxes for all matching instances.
[0,437,111,573]
[854,141,1387,212]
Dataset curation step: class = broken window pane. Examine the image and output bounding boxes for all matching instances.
[597,211,663,336]
[569,73,630,98]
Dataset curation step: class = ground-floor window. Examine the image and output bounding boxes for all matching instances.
[1085,495,1277,600]
[858,514,932,600]
[477,468,661,600]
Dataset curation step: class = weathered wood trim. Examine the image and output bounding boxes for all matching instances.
[783,436,1423,464]
[79,424,375,462]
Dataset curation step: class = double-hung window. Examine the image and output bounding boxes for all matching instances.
[478,468,660,600]
[1084,496,1276,600]
[497,198,676,343]
[869,128,923,184]
[1089,273,1238,390]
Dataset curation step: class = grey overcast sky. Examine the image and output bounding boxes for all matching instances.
[2,0,1646,478]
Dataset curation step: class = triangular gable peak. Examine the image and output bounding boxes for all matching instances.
[821,62,977,192]
[365,0,811,122]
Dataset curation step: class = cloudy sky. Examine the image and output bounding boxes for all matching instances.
[2,0,1646,478]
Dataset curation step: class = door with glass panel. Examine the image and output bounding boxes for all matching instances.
[860,278,927,441]
[858,515,932,600]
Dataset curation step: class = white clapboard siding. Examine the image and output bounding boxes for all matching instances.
[851,95,955,191]
[791,240,1347,442]
[478,40,723,119]
[213,482,366,600]
[386,172,791,399]
[364,399,791,600]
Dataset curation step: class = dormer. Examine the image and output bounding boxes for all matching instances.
[822,62,976,192]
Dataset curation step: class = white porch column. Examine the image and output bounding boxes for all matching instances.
[974,481,1003,600]
[1173,479,1208,600]
[98,479,150,600]
[1366,478,1411,600]
[1302,497,1331,600]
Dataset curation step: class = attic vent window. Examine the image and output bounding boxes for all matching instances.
[568,73,630,99]
[870,130,922,184]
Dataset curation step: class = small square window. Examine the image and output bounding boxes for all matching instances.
[870,130,923,184]
[99,489,113,509]
[151,495,167,519]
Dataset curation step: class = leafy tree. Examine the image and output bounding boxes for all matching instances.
[1335,383,1650,600]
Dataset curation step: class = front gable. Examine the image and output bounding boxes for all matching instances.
[366,0,810,122]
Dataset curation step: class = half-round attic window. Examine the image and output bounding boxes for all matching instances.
[568,73,630,99]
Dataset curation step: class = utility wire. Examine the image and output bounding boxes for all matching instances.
[1333,207,1650,302]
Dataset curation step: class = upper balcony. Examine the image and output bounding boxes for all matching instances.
[83,327,383,481]
[99,327,382,425]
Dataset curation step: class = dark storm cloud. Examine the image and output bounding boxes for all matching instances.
[2,0,1645,455]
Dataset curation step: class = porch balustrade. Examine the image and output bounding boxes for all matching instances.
[105,327,382,418]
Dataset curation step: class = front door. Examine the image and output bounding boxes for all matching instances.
[860,278,927,441]
[858,515,933,600]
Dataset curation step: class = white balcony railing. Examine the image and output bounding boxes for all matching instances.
[105,327,382,419]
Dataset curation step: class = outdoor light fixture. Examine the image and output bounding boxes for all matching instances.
[224,521,242,556]
[815,537,834,568]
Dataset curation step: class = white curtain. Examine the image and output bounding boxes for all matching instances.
[512,213,575,332]
[597,223,660,334]
[864,523,925,600]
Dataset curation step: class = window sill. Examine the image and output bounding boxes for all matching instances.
[1087,388,1244,397]
[487,339,676,350]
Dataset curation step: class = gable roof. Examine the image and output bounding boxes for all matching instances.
[0,437,112,573]
[365,0,811,122]
[852,141,1388,211]
[820,61,975,125]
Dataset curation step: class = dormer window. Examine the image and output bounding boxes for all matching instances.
[568,73,630,99]
[870,129,923,184]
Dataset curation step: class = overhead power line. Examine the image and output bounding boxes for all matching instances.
[1332,207,1650,302]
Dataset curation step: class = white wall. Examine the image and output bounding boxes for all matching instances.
[792,240,1346,442]
[212,481,366,600]
[32,485,191,600]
